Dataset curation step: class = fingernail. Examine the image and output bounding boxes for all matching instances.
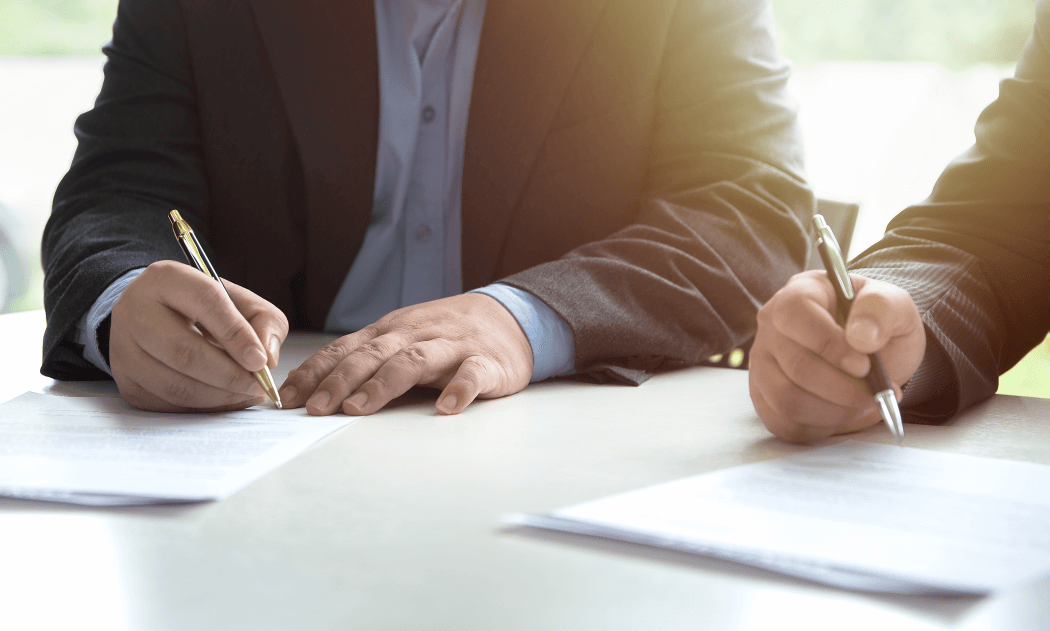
[847,317,880,348]
[346,392,369,411]
[279,385,297,404]
[437,394,458,414]
[307,391,331,412]
[243,346,267,370]
[268,336,280,363]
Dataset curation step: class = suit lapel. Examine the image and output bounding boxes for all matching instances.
[248,0,379,328]
[461,0,610,290]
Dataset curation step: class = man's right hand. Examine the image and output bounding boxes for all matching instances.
[109,260,289,412]
[749,270,926,443]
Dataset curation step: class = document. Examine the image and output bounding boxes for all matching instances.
[0,392,357,506]
[509,441,1050,595]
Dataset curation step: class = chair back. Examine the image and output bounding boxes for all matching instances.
[702,199,860,369]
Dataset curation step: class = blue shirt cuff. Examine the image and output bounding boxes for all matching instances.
[469,284,575,383]
[75,268,145,376]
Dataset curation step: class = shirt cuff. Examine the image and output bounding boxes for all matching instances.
[75,268,145,376]
[469,283,575,383]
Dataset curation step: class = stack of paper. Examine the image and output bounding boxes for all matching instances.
[0,392,356,506]
[510,441,1050,595]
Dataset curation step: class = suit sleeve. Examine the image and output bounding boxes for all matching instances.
[41,0,207,380]
[849,0,1050,422]
[501,0,814,385]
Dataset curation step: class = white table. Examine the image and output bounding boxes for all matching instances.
[2,310,1048,631]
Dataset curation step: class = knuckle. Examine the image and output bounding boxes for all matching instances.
[111,298,133,325]
[151,259,179,273]
[169,340,202,373]
[142,260,173,280]
[365,373,393,393]
[322,368,355,391]
[223,369,247,393]
[456,357,489,390]
[285,366,313,385]
[316,339,351,363]
[354,341,390,365]
[274,311,290,335]
[756,302,776,326]
[165,377,199,407]
[191,283,226,317]
[219,318,251,345]
[394,344,429,370]
[814,335,842,363]
[778,348,809,382]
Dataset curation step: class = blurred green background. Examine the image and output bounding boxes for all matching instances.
[776,0,1037,67]
[0,0,1039,64]
[0,0,117,55]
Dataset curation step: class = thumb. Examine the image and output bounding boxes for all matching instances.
[844,278,918,354]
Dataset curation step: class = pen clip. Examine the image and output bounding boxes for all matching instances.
[169,210,218,282]
[813,214,854,302]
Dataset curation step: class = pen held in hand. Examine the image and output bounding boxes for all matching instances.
[812,214,903,444]
[167,210,282,409]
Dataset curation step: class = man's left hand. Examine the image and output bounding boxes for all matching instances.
[278,294,534,416]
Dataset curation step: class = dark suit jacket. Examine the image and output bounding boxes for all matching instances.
[42,0,813,383]
[851,0,1050,421]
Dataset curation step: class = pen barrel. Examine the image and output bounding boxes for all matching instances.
[176,239,198,271]
[817,242,854,326]
[187,232,235,303]
[865,353,894,396]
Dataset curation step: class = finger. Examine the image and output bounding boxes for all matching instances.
[225,280,289,369]
[770,336,873,410]
[298,331,406,414]
[750,344,877,440]
[153,262,269,373]
[845,279,921,354]
[435,355,499,415]
[763,274,869,378]
[276,329,372,408]
[127,303,264,397]
[750,379,838,443]
[114,342,266,412]
[341,339,458,416]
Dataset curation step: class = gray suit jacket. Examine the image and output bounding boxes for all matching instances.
[42,0,813,383]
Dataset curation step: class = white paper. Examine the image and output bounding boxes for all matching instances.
[0,392,357,505]
[509,441,1050,595]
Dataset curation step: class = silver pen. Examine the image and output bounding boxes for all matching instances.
[813,214,903,444]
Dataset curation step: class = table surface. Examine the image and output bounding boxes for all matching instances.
[1,310,1048,631]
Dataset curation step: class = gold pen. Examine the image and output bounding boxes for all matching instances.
[167,210,282,408]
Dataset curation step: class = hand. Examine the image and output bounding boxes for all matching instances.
[749,270,925,443]
[279,293,534,416]
[110,260,289,412]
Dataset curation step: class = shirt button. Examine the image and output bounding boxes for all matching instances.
[414,224,433,242]
[422,105,436,123]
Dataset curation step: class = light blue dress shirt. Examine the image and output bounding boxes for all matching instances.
[76,0,574,383]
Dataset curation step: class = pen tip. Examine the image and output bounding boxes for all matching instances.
[275,400,283,410]
[875,390,905,447]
